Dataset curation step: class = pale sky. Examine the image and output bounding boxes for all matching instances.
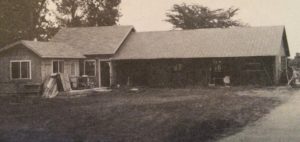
[119,0,300,57]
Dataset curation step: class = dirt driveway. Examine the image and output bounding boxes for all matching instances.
[219,88,300,142]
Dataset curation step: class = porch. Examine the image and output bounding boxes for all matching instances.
[69,59,115,90]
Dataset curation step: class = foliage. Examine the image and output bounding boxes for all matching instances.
[54,0,121,27]
[166,3,245,29]
[86,0,121,26]
[0,0,58,47]
[0,0,121,47]
[54,0,87,27]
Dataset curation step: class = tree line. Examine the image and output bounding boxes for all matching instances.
[0,0,121,47]
[0,1,244,47]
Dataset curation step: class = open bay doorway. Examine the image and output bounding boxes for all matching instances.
[100,61,110,87]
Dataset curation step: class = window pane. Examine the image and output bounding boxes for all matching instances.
[59,61,64,73]
[11,62,20,79]
[71,62,76,76]
[53,61,58,73]
[213,60,222,72]
[85,61,96,76]
[178,64,183,71]
[21,62,30,78]
[79,61,84,76]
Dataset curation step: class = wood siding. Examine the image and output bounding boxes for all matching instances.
[272,39,289,85]
[0,45,81,95]
[0,45,42,94]
[41,59,80,82]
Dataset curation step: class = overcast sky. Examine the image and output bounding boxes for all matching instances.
[119,0,300,57]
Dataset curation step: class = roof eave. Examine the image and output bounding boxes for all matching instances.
[42,57,86,59]
[0,41,22,53]
[112,26,135,54]
[21,41,44,57]
[83,53,113,57]
[283,27,290,57]
[112,55,279,60]
[0,40,44,58]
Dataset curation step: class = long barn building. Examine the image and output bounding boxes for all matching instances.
[0,26,290,94]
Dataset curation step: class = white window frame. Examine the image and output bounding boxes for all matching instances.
[84,60,96,77]
[10,60,32,80]
[52,60,64,74]
[213,60,223,72]
[174,63,183,72]
[70,61,78,76]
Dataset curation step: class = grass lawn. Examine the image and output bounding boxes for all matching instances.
[0,87,288,142]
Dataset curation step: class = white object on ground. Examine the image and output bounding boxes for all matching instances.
[130,88,139,92]
[223,76,230,84]
[93,87,112,92]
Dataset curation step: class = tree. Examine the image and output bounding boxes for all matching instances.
[0,0,58,47]
[0,0,121,47]
[54,0,121,27]
[54,0,87,27]
[86,0,121,26]
[166,3,245,29]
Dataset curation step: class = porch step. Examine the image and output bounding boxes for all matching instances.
[93,87,112,92]
[59,89,94,96]
[57,87,111,98]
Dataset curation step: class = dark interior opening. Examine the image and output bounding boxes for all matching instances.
[101,62,110,87]
[115,57,275,87]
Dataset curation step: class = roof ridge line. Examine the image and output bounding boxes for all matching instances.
[60,25,134,30]
[133,25,286,34]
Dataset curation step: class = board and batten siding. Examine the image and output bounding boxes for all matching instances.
[0,45,81,95]
[41,59,80,82]
[0,45,42,94]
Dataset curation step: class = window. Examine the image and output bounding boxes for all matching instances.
[84,60,96,76]
[213,60,222,72]
[71,62,77,76]
[10,60,31,79]
[173,63,183,72]
[53,60,64,73]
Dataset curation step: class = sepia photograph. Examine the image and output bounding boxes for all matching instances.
[0,0,299,141]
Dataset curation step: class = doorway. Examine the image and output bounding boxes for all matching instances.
[100,62,110,87]
[211,60,225,85]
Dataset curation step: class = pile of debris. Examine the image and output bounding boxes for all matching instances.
[42,73,71,98]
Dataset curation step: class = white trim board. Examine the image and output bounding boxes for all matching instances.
[10,60,32,80]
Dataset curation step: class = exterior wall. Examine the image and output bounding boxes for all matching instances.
[274,40,289,84]
[115,57,275,87]
[274,56,281,84]
[41,59,80,82]
[0,45,42,95]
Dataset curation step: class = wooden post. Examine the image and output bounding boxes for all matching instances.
[109,61,117,87]
[97,59,101,87]
[274,56,281,85]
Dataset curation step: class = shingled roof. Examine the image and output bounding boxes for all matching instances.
[113,26,289,60]
[51,25,134,55]
[0,40,85,59]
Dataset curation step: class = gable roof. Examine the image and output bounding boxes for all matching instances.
[113,26,289,60]
[51,25,134,55]
[0,40,85,59]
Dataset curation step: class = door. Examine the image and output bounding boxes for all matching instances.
[211,60,225,85]
[100,62,110,87]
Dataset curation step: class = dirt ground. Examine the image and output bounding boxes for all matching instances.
[0,87,292,142]
[219,87,300,142]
